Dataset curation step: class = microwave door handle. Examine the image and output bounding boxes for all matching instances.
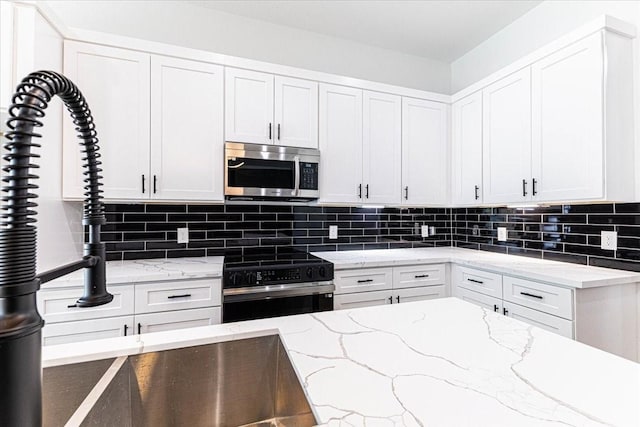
[294,156,300,196]
[228,161,245,169]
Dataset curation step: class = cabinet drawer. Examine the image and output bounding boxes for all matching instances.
[455,266,502,299]
[37,285,134,323]
[136,307,221,334]
[334,290,392,310]
[42,316,134,346]
[393,264,446,289]
[456,287,502,314]
[134,279,222,314]
[502,276,573,320]
[504,302,574,339]
[395,285,447,303]
[334,268,392,294]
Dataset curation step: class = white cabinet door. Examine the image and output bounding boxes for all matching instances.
[319,84,363,204]
[150,56,224,201]
[136,307,221,334]
[394,285,447,304]
[402,98,449,205]
[455,287,503,314]
[225,67,274,144]
[134,278,222,314]
[363,91,401,204]
[531,32,604,202]
[63,41,150,200]
[42,316,134,346]
[482,68,532,204]
[452,92,483,205]
[274,76,318,148]
[503,302,574,339]
[334,290,393,310]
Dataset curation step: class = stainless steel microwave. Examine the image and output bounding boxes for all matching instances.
[224,142,320,201]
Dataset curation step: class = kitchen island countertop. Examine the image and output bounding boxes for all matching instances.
[43,298,640,426]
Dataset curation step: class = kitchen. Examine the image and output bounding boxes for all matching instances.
[0,0,639,425]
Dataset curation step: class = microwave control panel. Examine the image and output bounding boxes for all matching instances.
[299,163,318,190]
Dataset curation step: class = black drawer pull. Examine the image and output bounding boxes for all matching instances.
[503,307,509,316]
[167,293,192,299]
[493,304,499,312]
[520,291,543,300]
[357,279,373,283]
[414,274,430,278]
[388,296,393,304]
[138,322,142,335]
[396,295,400,303]
[67,304,77,308]
[468,278,484,284]
[123,324,128,336]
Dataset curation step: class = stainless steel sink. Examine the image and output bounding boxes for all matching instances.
[43,335,317,427]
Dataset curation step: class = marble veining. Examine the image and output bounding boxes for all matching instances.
[43,298,640,426]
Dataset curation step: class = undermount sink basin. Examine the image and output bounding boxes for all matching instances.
[43,335,316,427]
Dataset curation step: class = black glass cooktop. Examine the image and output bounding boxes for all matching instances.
[223,248,328,269]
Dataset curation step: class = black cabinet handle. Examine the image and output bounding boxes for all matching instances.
[357,279,373,283]
[153,175,157,194]
[365,184,369,199]
[520,291,543,300]
[268,123,272,140]
[124,324,128,336]
[388,296,393,304]
[358,183,362,199]
[503,307,509,316]
[167,293,192,299]
[396,295,400,303]
[468,278,484,284]
[404,186,408,200]
[414,274,429,278]
[141,174,146,194]
[474,185,479,200]
[138,323,142,335]
[522,179,528,197]
[277,123,281,140]
[493,304,499,312]
[532,178,538,196]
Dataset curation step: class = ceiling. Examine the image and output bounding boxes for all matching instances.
[190,0,542,63]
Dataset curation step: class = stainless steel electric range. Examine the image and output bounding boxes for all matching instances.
[222,250,335,323]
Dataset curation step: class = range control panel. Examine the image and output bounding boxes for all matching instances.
[224,263,334,288]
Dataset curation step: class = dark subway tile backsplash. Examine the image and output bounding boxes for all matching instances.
[100,202,639,272]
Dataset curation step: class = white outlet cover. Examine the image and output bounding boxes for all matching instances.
[601,231,617,250]
[497,227,508,242]
[429,226,436,236]
[421,225,429,237]
[177,227,189,244]
[329,225,338,239]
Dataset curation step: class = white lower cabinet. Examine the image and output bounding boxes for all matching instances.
[135,307,221,334]
[40,278,222,345]
[333,264,448,310]
[455,286,502,314]
[42,316,134,346]
[503,302,573,338]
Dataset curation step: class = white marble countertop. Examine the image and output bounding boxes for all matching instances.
[43,298,640,426]
[42,256,225,289]
[312,247,640,289]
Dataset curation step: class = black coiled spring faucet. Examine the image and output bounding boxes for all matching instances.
[0,71,113,426]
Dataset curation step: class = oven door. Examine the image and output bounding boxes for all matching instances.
[222,283,334,323]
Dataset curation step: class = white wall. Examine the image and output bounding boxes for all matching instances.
[42,0,451,94]
[451,0,640,201]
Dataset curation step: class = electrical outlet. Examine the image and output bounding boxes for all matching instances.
[429,226,436,236]
[601,231,617,250]
[329,225,338,239]
[421,225,429,237]
[472,225,480,236]
[497,227,507,242]
[177,227,189,244]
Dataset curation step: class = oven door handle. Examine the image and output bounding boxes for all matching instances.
[294,155,300,196]
[223,282,335,303]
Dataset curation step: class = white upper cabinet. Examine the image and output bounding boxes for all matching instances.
[482,68,532,204]
[225,68,274,145]
[531,31,618,202]
[363,91,401,205]
[402,97,449,206]
[63,41,151,200]
[225,69,318,148]
[150,56,224,201]
[319,84,363,204]
[452,92,483,205]
[274,76,318,148]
